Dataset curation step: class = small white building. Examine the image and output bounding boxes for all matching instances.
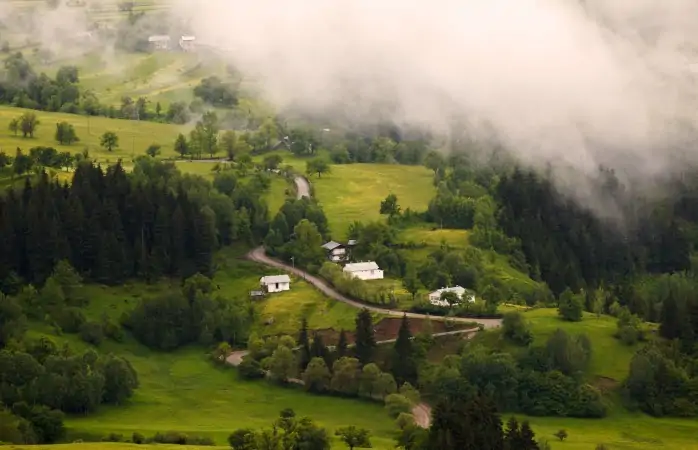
[429,286,475,307]
[260,274,291,293]
[148,35,171,50]
[343,261,383,281]
[322,241,346,262]
[179,35,196,51]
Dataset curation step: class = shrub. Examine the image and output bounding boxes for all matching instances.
[79,321,104,346]
[52,307,86,333]
[238,356,265,380]
[384,393,412,418]
[132,432,145,444]
[502,312,533,345]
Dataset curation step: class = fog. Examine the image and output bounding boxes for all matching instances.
[4,0,698,216]
[173,0,698,198]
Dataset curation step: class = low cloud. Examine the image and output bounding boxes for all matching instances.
[175,0,698,207]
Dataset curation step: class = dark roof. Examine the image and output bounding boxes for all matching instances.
[322,241,343,250]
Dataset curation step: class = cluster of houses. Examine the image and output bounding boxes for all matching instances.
[148,35,196,52]
[256,239,476,308]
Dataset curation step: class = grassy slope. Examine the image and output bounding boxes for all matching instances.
[397,223,544,299]
[26,330,395,449]
[3,445,226,450]
[0,105,183,161]
[471,308,698,450]
[23,248,396,448]
[82,247,362,338]
[312,164,435,240]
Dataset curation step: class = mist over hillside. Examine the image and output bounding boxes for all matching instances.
[170,0,698,210]
[2,0,698,217]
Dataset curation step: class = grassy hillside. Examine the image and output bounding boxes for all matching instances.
[472,307,642,382]
[311,164,435,239]
[0,105,183,161]
[396,223,545,300]
[20,247,398,448]
[469,307,698,449]
[3,445,224,450]
[80,247,362,338]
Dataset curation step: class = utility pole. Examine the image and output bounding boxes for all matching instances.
[290,256,295,270]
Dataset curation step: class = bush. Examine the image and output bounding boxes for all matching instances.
[52,307,86,333]
[102,433,123,442]
[132,432,145,444]
[502,312,533,345]
[79,321,104,346]
[384,393,412,418]
[238,356,265,379]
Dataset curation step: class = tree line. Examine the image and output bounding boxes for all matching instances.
[0,157,272,289]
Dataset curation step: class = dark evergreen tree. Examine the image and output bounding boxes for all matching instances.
[337,329,348,358]
[298,317,311,371]
[660,289,681,340]
[391,314,418,385]
[354,308,375,365]
[311,332,332,368]
[428,395,504,450]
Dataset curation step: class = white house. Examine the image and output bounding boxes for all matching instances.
[179,35,196,51]
[343,261,384,281]
[428,286,475,307]
[321,241,346,262]
[148,35,171,50]
[260,274,291,293]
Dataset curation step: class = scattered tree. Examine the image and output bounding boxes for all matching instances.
[553,430,568,441]
[19,112,39,138]
[306,158,331,178]
[100,131,119,152]
[54,122,79,145]
[145,144,161,157]
[335,426,371,450]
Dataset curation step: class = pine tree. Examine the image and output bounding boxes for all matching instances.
[337,329,348,358]
[428,394,504,450]
[298,317,311,371]
[354,308,375,365]
[519,421,539,450]
[660,289,681,340]
[311,332,332,368]
[392,314,418,385]
[503,417,521,450]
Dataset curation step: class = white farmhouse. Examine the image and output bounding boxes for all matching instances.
[321,241,346,262]
[148,35,171,50]
[260,274,291,293]
[343,261,384,281]
[179,35,196,51]
[429,286,475,307]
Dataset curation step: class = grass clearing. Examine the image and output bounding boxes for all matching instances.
[0,105,184,162]
[524,308,644,381]
[520,410,698,450]
[3,445,226,450]
[253,279,359,336]
[23,247,398,448]
[312,164,435,239]
[37,334,397,449]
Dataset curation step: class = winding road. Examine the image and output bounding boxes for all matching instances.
[228,176,501,428]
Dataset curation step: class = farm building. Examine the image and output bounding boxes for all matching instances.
[179,35,196,51]
[322,241,347,262]
[429,286,475,307]
[343,261,383,281]
[260,275,291,293]
[148,35,171,50]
